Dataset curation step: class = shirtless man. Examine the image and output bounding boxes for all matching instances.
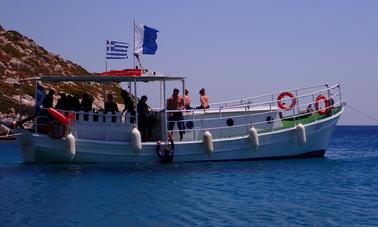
[167,88,184,141]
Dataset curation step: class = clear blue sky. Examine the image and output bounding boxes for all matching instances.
[1,0,378,125]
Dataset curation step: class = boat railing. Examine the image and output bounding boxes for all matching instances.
[209,84,337,109]
[33,109,137,138]
[167,100,343,140]
[31,84,342,142]
[167,84,341,115]
[166,84,342,140]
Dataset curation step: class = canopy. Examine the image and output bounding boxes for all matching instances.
[97,68,142,76]
[21,74,185,83]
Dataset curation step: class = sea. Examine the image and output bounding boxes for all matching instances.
[0,126,377,226]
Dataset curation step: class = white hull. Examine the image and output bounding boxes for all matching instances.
[16,109,342,163]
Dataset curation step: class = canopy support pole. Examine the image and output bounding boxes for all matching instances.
[163,80,167,141]
[134,79,138,129]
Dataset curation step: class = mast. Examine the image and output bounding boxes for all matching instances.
[133,18,135,69]
[130,19,135,93]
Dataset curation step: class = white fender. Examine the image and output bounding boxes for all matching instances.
[16,128,36,163]
[248,127,259,151]
[296,123,306,146]
[130,127,142,153]
[65,133,76,160]
[203,130,213,156]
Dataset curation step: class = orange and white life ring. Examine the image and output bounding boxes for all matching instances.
[277,92,297,110]
[314,95,330,115]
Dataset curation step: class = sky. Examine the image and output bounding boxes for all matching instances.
[1,0,378,125]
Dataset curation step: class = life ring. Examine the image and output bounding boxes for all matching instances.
[48,108,69,124]
[314,95,330,115]
[277,92,297,110]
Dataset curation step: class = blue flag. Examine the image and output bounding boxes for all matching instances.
[106,40,129,59]
[135,23,159,55]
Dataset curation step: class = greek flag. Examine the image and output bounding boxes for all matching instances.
[134,23,159,55]
[106,40,129,59]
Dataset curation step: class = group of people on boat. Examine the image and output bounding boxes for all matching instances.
[166,87,209,141]
[42,89,94,114]
[39,86,209,142]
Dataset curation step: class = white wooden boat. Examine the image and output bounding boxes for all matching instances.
[16,71,344,163]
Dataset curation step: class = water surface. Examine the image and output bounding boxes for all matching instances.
[0,126,377,226]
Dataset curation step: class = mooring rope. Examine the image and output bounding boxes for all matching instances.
[345,103,378,123]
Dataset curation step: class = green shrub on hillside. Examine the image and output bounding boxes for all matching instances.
[2,43,23,59]
[6,30,24,42]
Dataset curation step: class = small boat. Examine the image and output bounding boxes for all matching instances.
[16,70,344,163]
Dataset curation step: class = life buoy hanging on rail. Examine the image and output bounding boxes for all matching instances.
[47,108,72,139]
[48,108,75,123]
[314,95,331,115]
[48,108,69,124]
[277,92,297,110]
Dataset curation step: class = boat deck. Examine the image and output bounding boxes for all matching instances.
[281,107,342,129]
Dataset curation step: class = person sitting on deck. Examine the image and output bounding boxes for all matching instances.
[299,104,314,118]
[184,89,192,110]
[104,94,119,122]
[156,133,175,164]
[196,88,209,109]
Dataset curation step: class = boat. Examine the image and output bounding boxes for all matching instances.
[15,70,344,163]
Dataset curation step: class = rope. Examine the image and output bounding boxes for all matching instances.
[345,103,378,123]
[0,133,21,138]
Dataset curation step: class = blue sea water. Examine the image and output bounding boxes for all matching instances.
[0,126,378,226]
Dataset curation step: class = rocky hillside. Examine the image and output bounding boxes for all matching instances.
[0,24,118,121]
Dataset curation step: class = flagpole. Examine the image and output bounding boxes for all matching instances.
[103,41,107,105]
[133,18,135,69]
[130,19,135,93]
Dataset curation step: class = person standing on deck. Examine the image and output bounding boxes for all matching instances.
[42,89,55,109]
[121,89,136,123]
[167,88,184,141]
[137,95,151,141]
[104,94,119,122]
[81,93,93,121]
[55,93,67,110]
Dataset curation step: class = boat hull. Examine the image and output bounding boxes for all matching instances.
[16,110,342,163]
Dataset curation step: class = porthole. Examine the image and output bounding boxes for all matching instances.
[186,121,194,129]
[226,118,234,126]
[278,112,283,119]
[266,116,273,124]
